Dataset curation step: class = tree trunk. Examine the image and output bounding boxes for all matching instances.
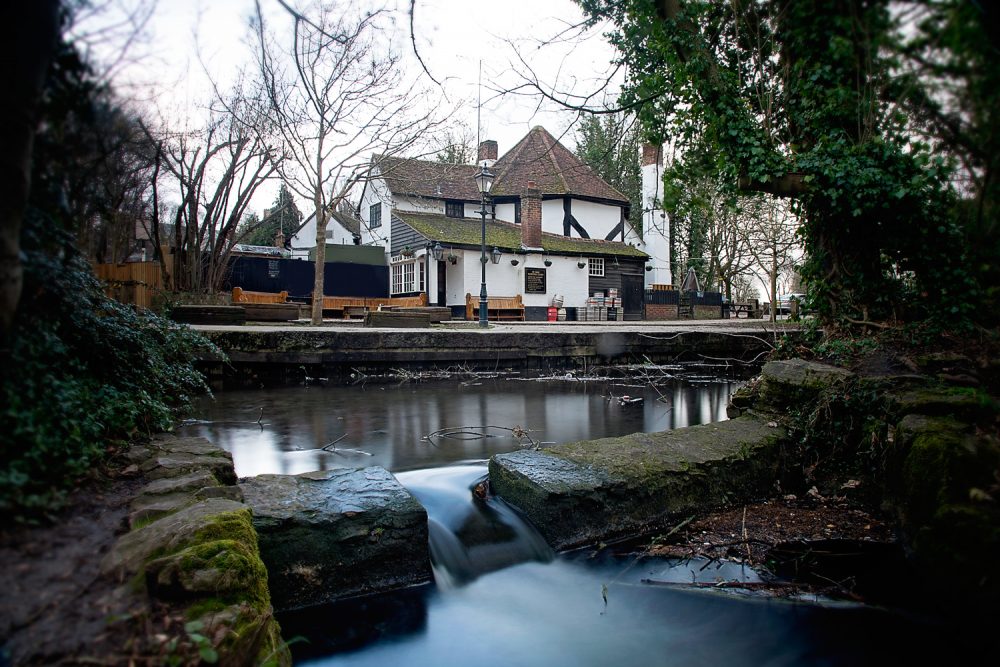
[310,207,327,324]
[0,0,59,335]
[769,248,778,323]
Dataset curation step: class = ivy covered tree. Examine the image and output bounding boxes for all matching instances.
[1,7,214,521]
[575,112,643,234]
[577,0,984,330]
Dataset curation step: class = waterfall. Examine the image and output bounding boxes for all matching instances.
[395,464,553,588]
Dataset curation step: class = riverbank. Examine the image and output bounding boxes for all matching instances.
[193,319,804,387]
[0,437,289,666]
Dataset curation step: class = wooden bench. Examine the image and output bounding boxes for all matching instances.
[728,300,762,319]
[465,293,525,321]
[231,287,288,304]
[322,294,429,319]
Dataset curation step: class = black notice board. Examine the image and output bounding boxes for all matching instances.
[525,267,547,293]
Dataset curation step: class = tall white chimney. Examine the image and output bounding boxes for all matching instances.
[641,143,671,288]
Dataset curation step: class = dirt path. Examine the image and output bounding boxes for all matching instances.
[0,466,145,665]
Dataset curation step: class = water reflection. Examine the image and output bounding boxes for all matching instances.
[180,375,739,477]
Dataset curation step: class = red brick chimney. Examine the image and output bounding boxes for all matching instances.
[478,140,498,164]
[521,180,542,249]
[641,143,662,167]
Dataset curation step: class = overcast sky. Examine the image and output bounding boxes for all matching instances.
[102,0,621,153]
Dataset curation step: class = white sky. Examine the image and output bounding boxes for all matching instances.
[89,0,623,212]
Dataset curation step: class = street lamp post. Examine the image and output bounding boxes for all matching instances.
[474,165,495,328]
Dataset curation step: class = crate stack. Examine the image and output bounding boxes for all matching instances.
[606,288,623,320]
[580,292,608,321]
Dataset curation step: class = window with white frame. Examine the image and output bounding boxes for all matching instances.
[588,257,605,277]
[390,258,425,294]
[369,203,382,228]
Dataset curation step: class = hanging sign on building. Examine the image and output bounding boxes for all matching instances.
[525,267,547,294]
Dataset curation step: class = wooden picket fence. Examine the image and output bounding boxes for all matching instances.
[93,262,164,310]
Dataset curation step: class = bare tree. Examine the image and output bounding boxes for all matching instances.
[150,81,280,292]
[739,197,800,322]
[254,0,450,324]
[705,197,756,301]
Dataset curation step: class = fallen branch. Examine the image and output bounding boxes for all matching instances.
[321,434,349,451]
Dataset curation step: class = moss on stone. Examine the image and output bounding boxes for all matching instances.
[912,503,1000,595]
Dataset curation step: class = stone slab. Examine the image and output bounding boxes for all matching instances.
[489,416,786,550]
[757,359,853,411]
[363,311,432,328]
[240,467,431,611]
[243,303,301,321]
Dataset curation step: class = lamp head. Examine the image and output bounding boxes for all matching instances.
[474,165,495,195]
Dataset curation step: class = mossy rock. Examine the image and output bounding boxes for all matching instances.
[892,414,1000,530]
[892,387,997,423]
[757,359,853,413]
[490,416,787,550]
[241,467,432,610]
[911,503,1000,597]
[146,538,269,602]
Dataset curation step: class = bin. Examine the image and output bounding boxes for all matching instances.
[547,307,558,322]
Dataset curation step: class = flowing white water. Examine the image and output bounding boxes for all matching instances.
[395,464,553,588]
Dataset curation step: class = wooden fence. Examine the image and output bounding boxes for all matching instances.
[93,262,163,310]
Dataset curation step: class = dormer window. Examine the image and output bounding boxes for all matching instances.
[445,200,464,218]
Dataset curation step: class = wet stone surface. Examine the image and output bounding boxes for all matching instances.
[240,467,431,611]
[490,416,786,550]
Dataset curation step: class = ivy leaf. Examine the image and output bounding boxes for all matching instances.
[199,646,220,664]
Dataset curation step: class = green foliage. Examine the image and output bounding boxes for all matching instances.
[0,224,217,521]
[238,184,302,247]
[0,29,216,523]
[785,378,894,489]
[577,0,986,330]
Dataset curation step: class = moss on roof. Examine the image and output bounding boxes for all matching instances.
[393,211,647,258]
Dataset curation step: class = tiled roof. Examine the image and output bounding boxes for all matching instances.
[490,126,628,202]
[376,156,481,201]
[393,211,647,258]
[330,210,361,236]
[374,126,628,204]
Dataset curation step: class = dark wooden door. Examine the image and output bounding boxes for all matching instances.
[622,273,644,320]
[436,261,447,306]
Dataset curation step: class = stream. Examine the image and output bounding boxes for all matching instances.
[181,370,958,665]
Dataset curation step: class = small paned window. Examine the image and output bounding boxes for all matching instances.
[391,263,403,294]
[589,257,605,277]
[445,200,464,218]
[390,259,423,294]
[369,203,382,228]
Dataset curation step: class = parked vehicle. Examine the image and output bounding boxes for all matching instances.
[776,292,806,315]
[762,293,807,316]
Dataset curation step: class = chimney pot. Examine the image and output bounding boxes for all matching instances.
[520,182,542,249]
[641,143,663,167]
[478,140,498,164]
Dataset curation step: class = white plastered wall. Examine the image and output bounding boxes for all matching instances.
[641,157,672,287]
[570,199,622,240]
[359,175,392,250]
